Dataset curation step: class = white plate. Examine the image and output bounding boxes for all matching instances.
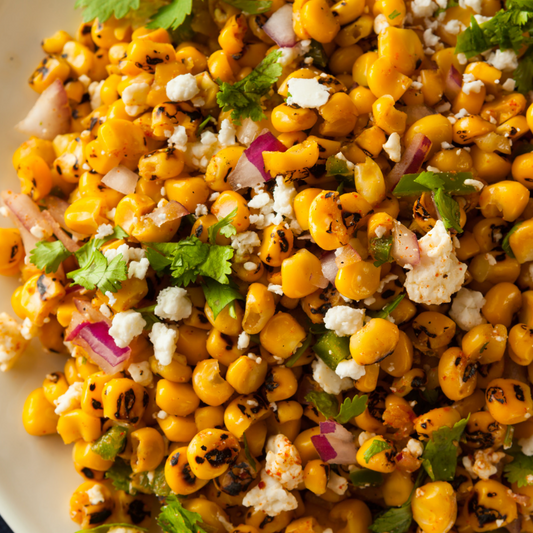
[0,1,82,532]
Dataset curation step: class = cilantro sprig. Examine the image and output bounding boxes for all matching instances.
[158,495,209,533]
[370,236,393,267]
[217,50,282,124]
[305,391,368,422]
[29,240,71,274]
[202,278,245,320]
[75,0,141,22]
[421,416,469,481]
[146,0,193,30]
[363,439,392,463]
[504,449,533,487]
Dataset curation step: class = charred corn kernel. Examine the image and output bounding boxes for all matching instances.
[335,14,373,47]
[466,479,517,532]
[411,311,456,354]
[271,104,318,133]
[242,282,276,335]
[195,406,224,432]
[378,27,423,76]
[57,409,102,444]
[13,137,56,168]
[349,318,399,365]
[319,92,358,137]
[357,435,396,472]
[329,499,372,533]
[281,249,324,299]
[0,229,24,275]
[218,14,247,55]
[299,0,340,42]
[508,324,533,366]
[331,0,365,24]
[91,17,131,48]
[80,372,117,418]
[461,324,507,365]
[293,188,322,231]
[207,50,238,83]
[149,354,192,383]
[336,260,381,301]
[303,459,330,495]
[263,366,298,402]
[521,291,533,327]
[156,380,199,417]
[479,181,529,222]
[211,190,250,234]
[85,138,122,174]
[138,147,185,181]
[380,330,413,377]
[20,273,65,326]
[226,356,268,394]
[102,378,147,424]
[260,312,306,360]
[98,277,148,312]
[165,177,210,212]
[372,95,407,135]
[452,115,496,145]
[130,427,165,473]
[486,378,533,425]
[175,325,210,366]
[353,157,387,206]
[464,411,506,450]
[206,329,243,367]
[412,481,457,533]
[16,154,53,201]
[350,86,377,115]
[405,115,453,159]
[482,282,522,328]
[367,57,412,101]
[70,481,114,528]
[309,191,352,249]
[482,92,527,125]
[470,145,512,183]
[258,224,294,267]
[496,115,529,142]
[175,45,208,74]
[62,40,94,77]
[293,427,321,465]
[264,140,319,180]
[192,359,235,406]
[187,428,240,480]
[42,30,72,54]
[22,387,59,436]
[234,257,265,283]
[509,220,533,263]
[42,371,69,405]
[114,193,155,233]
[78,171,123,208]
[28,56,70,93]
[224,394,270,438]
[165,446,209,495]
[205,146,245,191]
[438,347,478,401]
[414,407,461,440]
[126,39,175,73]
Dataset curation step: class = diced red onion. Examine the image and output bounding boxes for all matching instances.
[42,196,86,241]
[145,200,189,228]
[311,421,357,465]
[102,165,140,195]
[228,153,265,191]
[74,298,111,326]
[335,245,361,269]
[245,130,287,182]
[386,133,432,190]
[391,222,420,267]
[41,210,80,253]
[320,252,338,284]
[263,4,296,47]
[16,79,70,140]
[65,320,90,342]
[310,270,329,289]
[69,321,131,375]
[444,64,462,102]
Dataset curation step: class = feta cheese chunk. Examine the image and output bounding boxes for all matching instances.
[231,231,261,257]
[109,310,146,348]
[462,448,505,480]
[128,361,153,387]
[335,358,366,381]
[94,223,114,240]
[404,220,466,305]
[168,125,188,151]
[128,257,150,280]
[286,78,330,109]
[155,287,192,322]
[86,484,105,505]
[265,434,303,490]
[324,306,365,336]
[383,132,402,162]
[327,471,348,495]
[312,357,353,394]
[54,381,83,415]
[242,469,298,516]
[487,49,518,72]
[149,322,179,366]
[237,331,250,350]
[519,434,533,456]
[166,73,200,102]
[449,288,486,331]
[410,0,437,18]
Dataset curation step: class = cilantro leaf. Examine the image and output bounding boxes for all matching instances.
[363,440,392,464]
[502,222,522,258]
[305,39,328,68]
[74,0,140,22]
[433,188,463,233]
[242,433,256,470]
[393,171,476,197]
[515,45,533,93]
[134,463,171,497]
[422,416,469,481]
[91,426,128,460]
[368,293,405,319]
[29,240,72,274]
[504,451,533,487]
[285,333,314,368]
[336,395,368,424]
[147,0,193,30]
[208,207,238,244]
[105,457,134,493]
[369,502,413,533]
[350,469,383,487]
[223,0,272,14]
[68,250,128,293]
[145,246,173,273]
[202,278,245,319]
[75,524,147,533]
[217,50,282,124]
[370,236,393,267]
[200,244,234,284]
[305,391,339,420]
[157,494,209,533]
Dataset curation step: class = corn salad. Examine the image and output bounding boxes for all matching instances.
[3,0,533,531]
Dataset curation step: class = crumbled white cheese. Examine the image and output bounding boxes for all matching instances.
[455,108,469,119]
[411,0,437,18]
[128,361,153,387]
[195,204,208,218]
[155,287,192,322]
[462,449,505,479]
[273,176,298,224]
[374,13,390,34]
[30,224,49,239]
[404,220,466,305]
[444,19,465,35]
[375,225,387,239]
[463,79,484,95]
[94,223,114,240]
[166,73,199,102]
[278,40,311,67]
[377,274,398,293]
[242,469,298,516]
[406,438,424,458]
[268,284,284,296]
[502,78,516,92]
[86,484,105,505]
[109,310,147,348]
[335,152,355,169]
[265,434,303,490]
[157,410,168,420]
[286,78,330,109]
[243,262,257,271]
[312,357,353,394]
[459,0,482,13]
[435,101,451,113]
[88,80,104,110]
[248,192,272,209]
[217,513,234,532]
[324,306,365,337]
[99,304,112,318]
[441,141,454,150]
[168,125,188,152]
[335,358,366,381]
[487,49,519,72]
[248,353,262,364]
[231,231,261,257]
[105,291,117,306]
[464,178,484,191]
[128,257,150,280]
[456,53,468,65]
[474,14,492,23]
[449,288,486,331]
[423,28,440,49]
[21,318,38,340]
[237,332,250,350]
[54,381,83,415]
[149,322,179,366]
[519,434,533,456]
[383,132,402,162]
[358,431,376,446]
[122,82,150,116]
[327,472,348,495]
[104,244,146,264]
[218,119,236,148]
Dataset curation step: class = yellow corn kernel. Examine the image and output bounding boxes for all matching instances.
[165,446,209,495]
[130,427,165,473]
[28,56,70,93]
[412,481,457,533]
[22,387,59,436]
[405,114,453,159]
[57,409,102,444]
[378,27,423,76]
[367,57,412,101]
[271,104,318,133]
[356,435,396,472]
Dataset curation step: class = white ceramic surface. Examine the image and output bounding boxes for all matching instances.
[0,1,81,532]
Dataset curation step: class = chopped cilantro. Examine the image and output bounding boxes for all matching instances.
[157,494,209,533]
[350,469,384,487]
[388,9,401,18]
[368,293,405,319]
[433,188,463,233]
[504,425,514,450]
[29,240,72,274]
[91,426,128,460]
[223,0,272,14]
[479,341,490,354]
[197,115,215,135]
[504,449,533,487]
[502,222,522,258]
[285,333,314,368]
[305,391,339,420]
[393,171,476,197]
[336,395,368,424]
[208,207,238,244]
[369,502,413,533]
[201,278,245,320]
[134,463,171,497]
[216,50,282,124]
[105,457,134,493]
[435,0,458,15]
[422,416,469,481]
[363,439,392,464]
[515,45,533,94]
[370,236,393,267]
[146,0,193,30]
